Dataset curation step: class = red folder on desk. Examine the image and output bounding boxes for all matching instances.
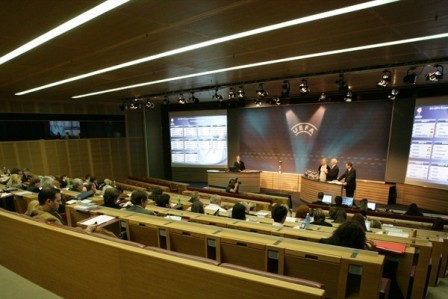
[375,241,406,254]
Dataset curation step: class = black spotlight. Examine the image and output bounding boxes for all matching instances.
[213,88,223,101]
[336,74,348,92]
[281,80,290,97]
[256,83,268,97]
[163,95,170,105]
[425,64,444,81]
[403,67,417,84]
[178,93,186,104]
[145,99,155,108]
[344,90,352,102]
[318,92,327,102]
[237,86,246,98]
[228,87,236,100]
[377,70,392,87]
[299,79,310,95]
[388,89,399,100]
[189,92,199,104]
[255,99,262,107]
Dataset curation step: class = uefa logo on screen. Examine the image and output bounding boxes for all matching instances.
[290,122,318,136]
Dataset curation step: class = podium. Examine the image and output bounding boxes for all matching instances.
[207,170,261,193]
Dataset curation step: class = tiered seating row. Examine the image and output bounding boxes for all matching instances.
[65,205,385,299]
[0,209,325,299]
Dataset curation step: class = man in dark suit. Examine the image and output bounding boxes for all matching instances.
[338,161,356,197]
[326,158,339,181]
[234,155,245,171]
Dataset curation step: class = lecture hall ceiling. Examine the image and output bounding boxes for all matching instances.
[1,0,448,104]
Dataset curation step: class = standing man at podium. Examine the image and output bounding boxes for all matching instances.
[338,161,356,197]
[234,155,246,172]
[327,158,339,181]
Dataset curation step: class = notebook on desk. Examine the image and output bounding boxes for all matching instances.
[375,241,406,254]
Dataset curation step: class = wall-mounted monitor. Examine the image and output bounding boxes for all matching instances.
[49,121,80,138]
[169,110,227,167]
[405,97,448,190]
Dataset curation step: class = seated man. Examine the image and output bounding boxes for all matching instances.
[126,190,154,215]
[226,178,241,193]
[25,187,64,224]
[26,176,41,193]
[271,205,288,227]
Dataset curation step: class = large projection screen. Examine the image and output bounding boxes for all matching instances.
[405,96,448,190]
[169,110,227,167]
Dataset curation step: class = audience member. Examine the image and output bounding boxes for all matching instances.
[404,203,424,217]
[127,190,154,215]
[188,191,200,203]
[319,221,367,250]
[432,217,445,231]
[191,201,205,214]
[358,198,368,211]
[231,203,247,220]
[371,219,382,229]
[21,167,32,183]
[70,178,85,192]
[312,192,325,205]
[154,193,171,208]
[311,208,333,227]
[26,176,41,193]
[86,182,97,193]
[6,173,22,189]
[272,205,288,227]
[40,176,56,189]
[328,206,338,220]
[351,213,367,231]
[25,187,64,224]
[333,209,347,224]
[332,196,344,207]
[101,179,113,194]
[149,186,163,201]
[226,178,241,193]
[295,204,310,219]
[103,188,122,209]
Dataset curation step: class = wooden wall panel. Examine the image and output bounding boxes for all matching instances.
[355,181,393,205]
[109,138,130,180]
[127,138,146,177]
[64,139,92,178]
[396,184,448,213]
[14,141,44,173]
[43,140,69,176]
[89,139,112,180]
[260,171,300,192]
[0,142,19,170]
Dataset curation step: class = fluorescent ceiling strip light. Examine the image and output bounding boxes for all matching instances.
[16,0,397,95]
[0,0,129,65]
[72,32,448,99]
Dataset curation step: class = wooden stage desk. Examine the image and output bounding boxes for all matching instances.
[300,177,343,201]
[207,170,261,193]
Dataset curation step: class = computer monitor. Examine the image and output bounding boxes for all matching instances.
[342,197,354,206]
[322,194,332,205]
[228,167,238,173]
[367,202,376,211]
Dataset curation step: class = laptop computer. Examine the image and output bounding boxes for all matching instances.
[322,194,332,205]
[228,167,238,172]
[76,190,94,200]
[367,202,376,211]
[342,196,354,206]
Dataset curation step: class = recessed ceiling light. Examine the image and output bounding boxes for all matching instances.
[0,0,129,65]
[15,0,397,95]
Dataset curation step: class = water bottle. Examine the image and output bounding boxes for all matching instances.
[177,198,182,209]
[305,213,311,229]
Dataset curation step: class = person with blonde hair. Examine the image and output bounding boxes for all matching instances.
[6,173,22,189]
